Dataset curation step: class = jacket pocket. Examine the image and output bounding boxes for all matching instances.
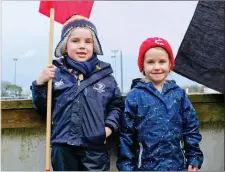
[82,95,106,146]
[138,142,143,168]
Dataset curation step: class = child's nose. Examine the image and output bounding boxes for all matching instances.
[154,64,160,70]
[79,42,85,48]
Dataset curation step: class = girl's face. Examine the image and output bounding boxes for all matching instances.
[66,28,94,62]
[143,47,171,86]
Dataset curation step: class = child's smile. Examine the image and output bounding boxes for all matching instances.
[76,52,87,58]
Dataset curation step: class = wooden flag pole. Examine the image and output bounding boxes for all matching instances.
[46,8,54,172]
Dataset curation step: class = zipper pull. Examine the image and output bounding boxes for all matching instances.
[78,74,84,87]
[96,65,101,70]
[79,74,84,81]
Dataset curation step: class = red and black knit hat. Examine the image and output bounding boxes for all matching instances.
[138,37,174,72]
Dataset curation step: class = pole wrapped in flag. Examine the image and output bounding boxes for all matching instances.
[38,1,94,171]
[39,1,94,24]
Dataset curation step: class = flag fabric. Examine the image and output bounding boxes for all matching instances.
[174,1,224,93]
[39,1,94,24]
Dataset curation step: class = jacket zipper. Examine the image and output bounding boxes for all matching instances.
[138,142,143,168]
[180,140,186,163]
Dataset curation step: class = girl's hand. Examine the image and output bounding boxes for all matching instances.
[36,64,56,85]
[105,127,112,138]
[188,165,198,172]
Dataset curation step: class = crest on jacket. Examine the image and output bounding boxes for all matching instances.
[93,82,105,93]
[55,79,64,88]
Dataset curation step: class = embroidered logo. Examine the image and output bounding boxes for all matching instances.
[93,83,105,93]
[54,79,64,88]
[155,39,164,45]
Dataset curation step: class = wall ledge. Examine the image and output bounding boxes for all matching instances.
[1,94,224,129]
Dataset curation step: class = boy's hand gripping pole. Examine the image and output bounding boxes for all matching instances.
[46,8,54,172]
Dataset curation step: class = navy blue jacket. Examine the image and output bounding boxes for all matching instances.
[117,79,203,171]
[31,58,122,150]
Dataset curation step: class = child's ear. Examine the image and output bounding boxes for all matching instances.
[169,63,174,73]
[63,47,68,56]
[142,69,146,76]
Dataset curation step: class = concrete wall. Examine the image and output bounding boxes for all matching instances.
[2,123,224,171]
[1,94,224,171]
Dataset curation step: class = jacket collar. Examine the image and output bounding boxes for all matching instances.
[133,78,179,95]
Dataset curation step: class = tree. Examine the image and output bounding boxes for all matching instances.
[5,84,23,96]
[189,85,200,93]
[1,81,23,97]
[1,81,11,96]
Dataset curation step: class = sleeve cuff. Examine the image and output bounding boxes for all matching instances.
[31,80,47,89]
[188,157,202,169]
[105,123,116,133]
[32,80,47,87]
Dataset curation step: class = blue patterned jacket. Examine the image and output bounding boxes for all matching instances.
[117,79,203,171]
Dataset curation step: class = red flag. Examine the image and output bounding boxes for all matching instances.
[39,1,94,24]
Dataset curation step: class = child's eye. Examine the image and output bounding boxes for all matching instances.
[72,39,79,42]
[159,60,166,63]
[85,39,93,43]
[148,61,154,64]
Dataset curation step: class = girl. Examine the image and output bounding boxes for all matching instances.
[31,15,122,171]
[117,37,203,171]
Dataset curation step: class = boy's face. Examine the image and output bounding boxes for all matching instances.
[66,28,94,62]
[143,47,171,86]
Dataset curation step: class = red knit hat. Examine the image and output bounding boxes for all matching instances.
[138,37,174,72]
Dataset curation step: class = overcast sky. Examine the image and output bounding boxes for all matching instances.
[2,1,200,92]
